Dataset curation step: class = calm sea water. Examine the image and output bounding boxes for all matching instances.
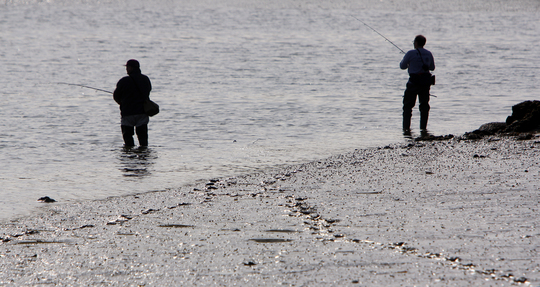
[1,0,539,221]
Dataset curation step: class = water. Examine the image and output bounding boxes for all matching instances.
[1,0,539,221]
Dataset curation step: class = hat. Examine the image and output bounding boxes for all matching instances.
[125,59,140,68]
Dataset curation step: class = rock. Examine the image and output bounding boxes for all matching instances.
[505,100,540,132]
[463,122,506,139]
[477,122,507,133]
[37,196,56,203]
[414,134,454,142]
[243,260,257,266]
[463,100,540,139]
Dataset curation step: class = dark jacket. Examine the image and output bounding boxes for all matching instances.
[113,69,152,117]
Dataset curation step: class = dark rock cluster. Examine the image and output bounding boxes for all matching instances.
[505,100,540,132]
[463,100,540,139]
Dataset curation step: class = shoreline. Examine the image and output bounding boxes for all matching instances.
[1,135,539,286]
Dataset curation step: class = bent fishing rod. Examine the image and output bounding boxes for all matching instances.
[59,82,113,94]
[350,15,406,54]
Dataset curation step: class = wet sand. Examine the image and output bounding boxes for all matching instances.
[1,136,539,286]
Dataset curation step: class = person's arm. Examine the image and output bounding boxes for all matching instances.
[400,51,412,70]
[113,79,125,105]
[146,76,152,94]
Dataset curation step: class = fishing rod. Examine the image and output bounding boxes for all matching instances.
[59,82,113,94]
[350,15,406,54]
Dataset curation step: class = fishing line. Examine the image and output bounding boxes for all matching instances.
[350,15,405,54]
[59,82,113,94]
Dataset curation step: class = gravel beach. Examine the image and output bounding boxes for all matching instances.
[1,136,539,286]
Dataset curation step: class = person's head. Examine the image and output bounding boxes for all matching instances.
[414,35,426,48]
[125,59,140,74]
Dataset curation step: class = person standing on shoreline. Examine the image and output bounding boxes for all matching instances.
[113,59,152,148]
[400,35,435,133]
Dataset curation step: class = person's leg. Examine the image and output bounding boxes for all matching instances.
[418,86,431,130]
[121,125,135,147]
[136,124,148,147]
[403,82,417,131]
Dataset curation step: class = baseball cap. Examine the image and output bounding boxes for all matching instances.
[125,59,140,68]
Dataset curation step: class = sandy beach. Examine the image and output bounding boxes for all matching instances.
[1,135,539,286]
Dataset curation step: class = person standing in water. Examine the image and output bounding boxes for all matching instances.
[113,59,152,148]
[400,35,435,133]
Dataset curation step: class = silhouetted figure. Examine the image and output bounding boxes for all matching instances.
[113,59,152,147]
[400,35,435,133]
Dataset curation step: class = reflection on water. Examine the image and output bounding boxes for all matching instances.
[118,148,156,178]
[403,129,432,140]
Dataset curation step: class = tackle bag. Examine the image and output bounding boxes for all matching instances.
[144,99,160,117]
